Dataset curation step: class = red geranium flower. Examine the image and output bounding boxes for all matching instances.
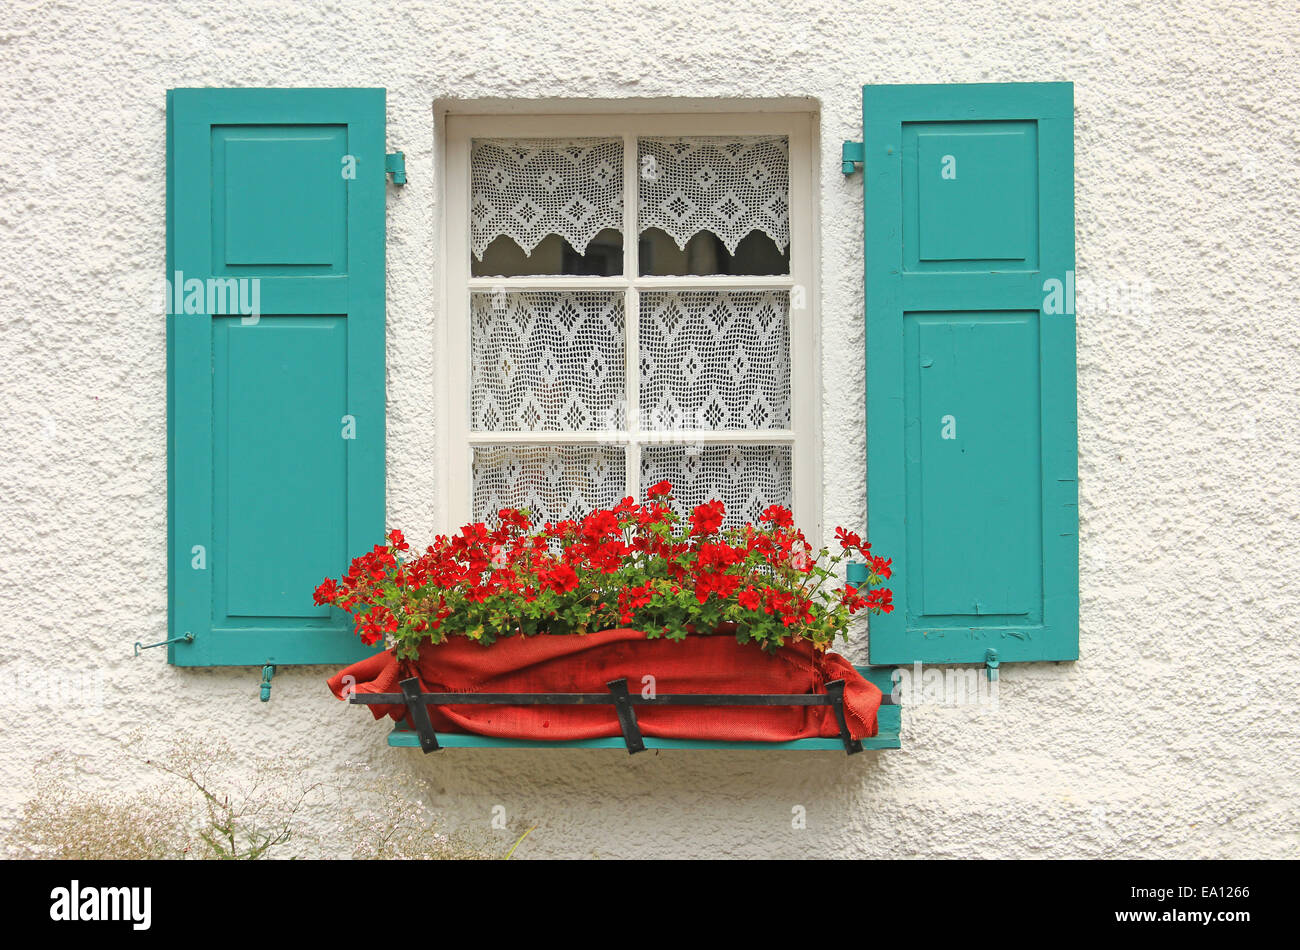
[834,526,861,551]
[646,480,673,499]
[317,481,892,657]
[540,563,580,595]
[313,578,338,605]
[690,499,725,536]
[694,570,739,604]
[761,504,793,528]
[580,509,620,542]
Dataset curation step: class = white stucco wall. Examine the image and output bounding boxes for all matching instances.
[1,0,1297,858]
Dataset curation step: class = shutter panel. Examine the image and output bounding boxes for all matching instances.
[166,88,386,666]
[859,83,1078,666]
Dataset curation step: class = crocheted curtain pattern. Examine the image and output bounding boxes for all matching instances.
[637,136,790,254]
[472,444,626,525]
[640,443,793,528]
[470,138,624,260]
[638,290,790,431]
[470,291,626,433]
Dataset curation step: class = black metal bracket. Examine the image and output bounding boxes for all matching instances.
[605,678,644,754]
[824,679,863,754]
[400,676,440,753]
[355,676,894,756]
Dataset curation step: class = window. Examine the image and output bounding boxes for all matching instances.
[441,112,819,540]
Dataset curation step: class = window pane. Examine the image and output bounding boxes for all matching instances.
[471,138,623,276]
[473,444,626,525]
[637,136,789,276]
[475,230,623,278]
[638,228,788,277]
[640,444,792,527]
[471,291,625,432]
[639,290,790,431]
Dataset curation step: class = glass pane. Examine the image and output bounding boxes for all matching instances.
[637,136,789,276]
[471,138,623,276]
[473,444,626,525]
[471,291,625,432]
[475,230,623,278]
[640,444,792,528]
[638,228,788,277]
[639,290,790,431]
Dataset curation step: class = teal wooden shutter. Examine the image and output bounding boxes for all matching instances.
[855,82,1077,667]
[166,88,386,667]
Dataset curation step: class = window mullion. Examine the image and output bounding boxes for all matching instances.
[623,131,640,501]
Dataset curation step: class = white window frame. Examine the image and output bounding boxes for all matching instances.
[438,111,821,544]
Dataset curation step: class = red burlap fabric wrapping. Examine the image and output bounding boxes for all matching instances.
[327,629,881,741]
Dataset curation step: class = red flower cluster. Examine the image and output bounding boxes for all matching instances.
[313,485,893,657]
[835,526,893,580]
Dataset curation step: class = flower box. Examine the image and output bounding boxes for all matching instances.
[329,627,884,745]
[319,481,894,749]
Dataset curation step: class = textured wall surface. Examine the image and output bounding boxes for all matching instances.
[1,0,1297,858]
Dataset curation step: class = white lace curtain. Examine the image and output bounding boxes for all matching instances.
[470,289,790,436]
[639,290,790,431]
[470,138,624,260]
[470,135,790,257]
[470,291,626,432]
[640,444,792,528]
[472,445,626,525]
[638,136,790,254]
[473,443,791,530]
[468,134,794,527]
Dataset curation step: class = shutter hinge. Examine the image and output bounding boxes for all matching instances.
[385,151,407,185]
[841,140,864,175]
[260,664,276,702]
[985,649,1000,682]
